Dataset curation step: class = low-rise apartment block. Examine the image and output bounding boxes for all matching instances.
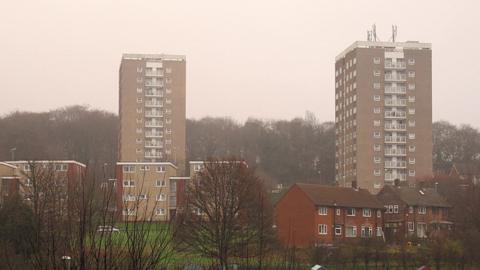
[275,183,384,247]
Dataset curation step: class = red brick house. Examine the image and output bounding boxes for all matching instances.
[377,185,452,244]
[275,183,384,247]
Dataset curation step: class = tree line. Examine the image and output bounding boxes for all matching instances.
[1,106,480,185]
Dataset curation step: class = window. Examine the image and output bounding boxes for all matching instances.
[155,180,166,187]
[418,207,427,214]
[374,131,381,138]
[157,165,166,172]
[386,205,393,213]
[361,226,373,237]
[353,58,357,64]
[54,164,68,171]
[156,194,166,201]
[136,148,142,153]
[165,67,172,73]
[374,107,381,114]
[166,88,172,94]
[409,133,416,139]
[373,70,381,76]
[408,71,416,78]
[136,78,143,83]
[156,208,166,216]
[318,224,328,235]
[123,165,135,172]
[363,208,372,217]
[373,57,381,64]
[393,205,399,213]
[374,169,381,176]
[376,227,383,236]
[409,145,416,152]
[336,209,341,216]
[346,226,357,237]
[409,157,416,164]
[408,58,415,65]
[123,180,135,187]
[408,83,416,90]
[409,206,414,213]
[409,108,416,115]
[346,208,356,216]
[417,223,427,238]
[374,156,381,163]
[136,108,143,114]
[124,194,136,201]
[137,97,143,103]
[137,67,143,72]
[373,83,380,89]
[377,210,382,218]
[136,128,143,134]
[373,95,381,101]
[335,225,342,235]
[409,169,416,176]
[136,138,142,143]
[374,144,381,151]
[408,96,416,102]
[124,208,136,216]
[409,120,416,127]
[318,207,328,215]
[139,165,150,171]
[138,194,147,200]
[137,88,143,93]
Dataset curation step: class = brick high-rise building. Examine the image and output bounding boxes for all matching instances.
[334,41,432,193]
[119,54,186,173]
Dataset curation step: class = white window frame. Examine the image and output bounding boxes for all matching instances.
[393,205,399,214]
[336,209,341,216]
[346,226,357,237]
[318,207,328,216]
[346,208,356,216]
[155,179,167,187]
[318,224,328,235]
[418,206,427,214]
[373,57,381,64]
[156,208,166,216]
[335,225,342,236]
[363,208,372,217]
[408,222,415,231]
[156,193,166,201]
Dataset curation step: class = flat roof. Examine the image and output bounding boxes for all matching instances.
[116,162,178,169]
[122,53,186,61]
[6,160,86,168]
[336,40,432,61]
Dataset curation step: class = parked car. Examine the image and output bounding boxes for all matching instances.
[97,225,120,233]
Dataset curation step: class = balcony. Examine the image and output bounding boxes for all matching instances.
[385,111,406,119]
[385,74,406,82]
[385,161,407,168]
[385,136,407,143]
[145,71,164,77]
[145,80,163,87]
[145,121,164,128]
[145,131,163,138]
[145,101,164,107]
[385,86,406,94]
[145,141,163,148]
[145,152,162,158]
[145,111,163,117]
[145,91,163,97]
[384,62,406,69]
[385,174,407,181]
[385,99,407,107]
[384,123,406,131]
[385,149,407,156]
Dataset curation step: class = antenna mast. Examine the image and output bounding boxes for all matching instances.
[392,25,398,42]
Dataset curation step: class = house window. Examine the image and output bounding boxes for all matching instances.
[409,133,416,140]
[156,180,166,187]
[374,156,381,163]
[373,57,381,64]
[123,180,135,187]
[137,97,143,103]
[374,144,381,151]
[335,225,342,235]
[374,107,381,114]
[138,194,147,200]
[408,83,416,90]
[373,95,381,101]
[409,108,416,115]
[377,210,382,218]
[374,169,381,176]
[55,164,68,171]
[318,207,328,215]
[123,165,135,172]
[157,165,166,172]
[386,205,393,213]
[374,120,381,127]
[137,88,143,93]
[409,170,416,176]
[346,226,357,237]
[409,96,416,102]
[417,223,427,238]
[418,206,427,214]
[409,120,416,127]
[408,71,416,78]
[409,206,414,214]
[336,209,341,216]
[346,208,356,216]
[393,205,399,213]
[373,70,381,76]
[156,208,166,216]
[165,68,172,73]
[373,83,380,89]
[318,224,328,235]
[139,165,149,171]
[123,194,136,201]
[409,157,416,164]
[376,227,383,237]
[408,58,415,65]
[374,132,381,138]
[363,208,372,217]
[409,145,416,152]
[123,208,136,216]
[156,194,166,201]
[408,222,415,231]
[361,226,373,237]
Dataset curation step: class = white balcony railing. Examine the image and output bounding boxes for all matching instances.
[384,123,406,131]
[384,149,407,156]
[145,131,163,138]
[385,99,407,106]
[145,101,164,107]
[385,74,407,81]
[145,111,163,117]
[145,152,162,158]
[385,86,407,94]
[385,161,407,168]
[145,81,163,87]
[145,71,164,77]
[384,62,406,69]
[145,91,164,97]
[145,121,164,128]
[145,141,164,148]
[385,174,407,181]
[385,136,407,143]
[385,111,406,118]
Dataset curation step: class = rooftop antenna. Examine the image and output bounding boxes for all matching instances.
[392,25,398,42]
[367,30,372,41]
[372,24,377,41]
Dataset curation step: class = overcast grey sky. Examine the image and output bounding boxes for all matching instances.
[1,0,479,127]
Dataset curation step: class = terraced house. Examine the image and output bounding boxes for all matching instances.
[275,183,384,247]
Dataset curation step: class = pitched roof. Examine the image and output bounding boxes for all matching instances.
[296,183,383,209]
[383,185,450,208]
